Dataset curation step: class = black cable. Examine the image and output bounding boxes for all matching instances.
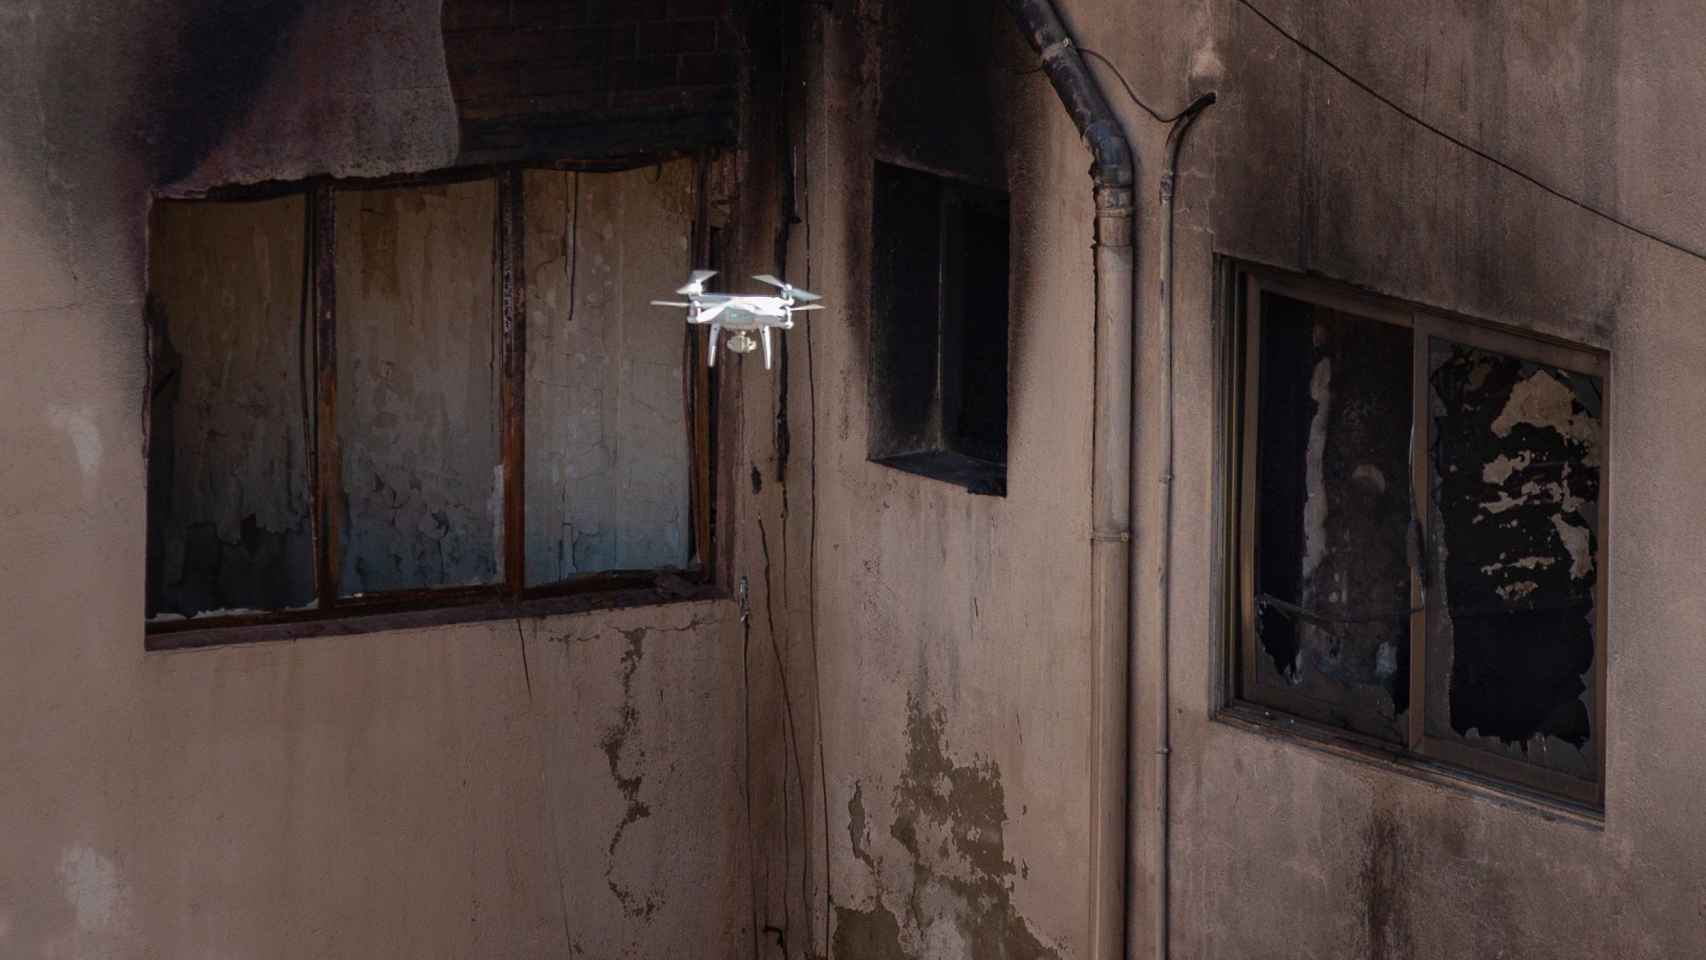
[1013,46,1203,125]
[1079,47,1202,124]
[1233,0,1706,268]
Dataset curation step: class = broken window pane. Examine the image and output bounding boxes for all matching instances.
[521,164,693,584]
[1249,291,1413,743]
[146,195,316,619]
[336,180,503,595]
[1425,339,1601,781]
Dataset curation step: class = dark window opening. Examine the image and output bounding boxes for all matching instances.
[868,161,1010,496]
[1228,263,1608,808]
[146,160,717,645]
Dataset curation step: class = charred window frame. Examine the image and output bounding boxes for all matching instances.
[1221,262,1610,810]
[145,162,722,649]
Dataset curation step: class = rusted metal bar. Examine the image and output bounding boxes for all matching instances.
[499,169,527,596]
[313,183,340,609]
[688,154,717,572]
[145,573,721,651]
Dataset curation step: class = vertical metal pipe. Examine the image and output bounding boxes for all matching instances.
[1090,187,1135,960]
[1005,3,1136,959]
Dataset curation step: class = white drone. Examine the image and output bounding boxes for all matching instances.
[652,270,824,369]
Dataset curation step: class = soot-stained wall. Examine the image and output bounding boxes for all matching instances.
[797,0,1706,956]
[800,0,1098,956]
[1157,0,1706,956]
[0,2,800,956]
[443,0,744,164]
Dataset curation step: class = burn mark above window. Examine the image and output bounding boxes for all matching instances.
[1230,264,1609,808]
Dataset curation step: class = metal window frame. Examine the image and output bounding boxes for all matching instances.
[146,160,723,649]
[1223,259,1610,810]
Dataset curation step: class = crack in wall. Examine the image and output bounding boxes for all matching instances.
[599,625,659,920]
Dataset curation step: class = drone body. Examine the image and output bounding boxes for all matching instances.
[651,271,823,369]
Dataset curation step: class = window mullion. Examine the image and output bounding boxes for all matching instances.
[1237,273,1264,701]
[499,169,526,597]
[1407,314,1430,752]
[313,183,340,612]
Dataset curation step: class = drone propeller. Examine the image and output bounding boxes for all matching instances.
[752,274,822,302]
[789,304,825,312]
[650,300,693,308]
[675,269,718,295]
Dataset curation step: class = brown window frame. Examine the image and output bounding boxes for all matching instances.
[146,162,722,650]
[1219,261,1610,811]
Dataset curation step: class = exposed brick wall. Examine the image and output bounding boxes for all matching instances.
[443,0,743,163]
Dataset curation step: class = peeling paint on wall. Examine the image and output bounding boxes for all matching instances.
[833,695,1060,960]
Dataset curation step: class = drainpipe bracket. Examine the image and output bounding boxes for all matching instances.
[1041,36,1075,62]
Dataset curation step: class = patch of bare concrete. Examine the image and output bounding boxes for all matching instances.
[834,694,1059,959]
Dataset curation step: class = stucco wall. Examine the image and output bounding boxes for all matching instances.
[1162,1,1706,956]
[799,2,1101,956]
[0,4,782,957]
[802,0,1706,958]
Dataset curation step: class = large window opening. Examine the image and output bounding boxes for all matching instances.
[1226,263,1608,808]
[145,160,717,645]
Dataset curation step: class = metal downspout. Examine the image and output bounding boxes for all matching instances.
[1004,4,1134,960]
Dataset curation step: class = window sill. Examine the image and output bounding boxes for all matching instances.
[146,574,725,651]
[1213,701,1605,829]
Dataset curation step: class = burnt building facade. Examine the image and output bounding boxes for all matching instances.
[3,0,1705,958]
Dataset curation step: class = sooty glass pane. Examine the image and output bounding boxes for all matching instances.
[336,180,502,595]
[1251,291,1413,742]
[1424,339,1601,781]
[521,163,693,584]
[146,195,315,620]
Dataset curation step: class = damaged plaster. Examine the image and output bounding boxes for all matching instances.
[833,695,1060,960]
[601,627,659,920]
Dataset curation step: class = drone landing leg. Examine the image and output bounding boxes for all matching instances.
[708,324,720,367]
[761,326,773,369]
